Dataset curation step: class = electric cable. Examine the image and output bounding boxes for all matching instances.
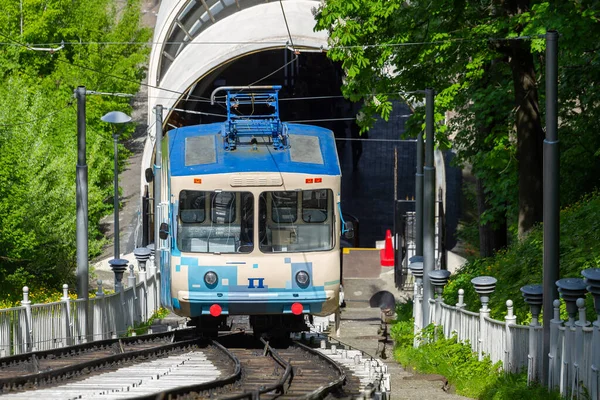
[0,102,73,128]
[279,0,296,52]
[0,34,543,49]
[0,30,212,104]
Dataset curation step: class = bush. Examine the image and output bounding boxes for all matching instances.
[444,191,600,322]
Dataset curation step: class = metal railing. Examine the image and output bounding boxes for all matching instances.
[412,275,600,399]
[0,258,161,356]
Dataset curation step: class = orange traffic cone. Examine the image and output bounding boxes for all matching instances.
[380,229,394,267]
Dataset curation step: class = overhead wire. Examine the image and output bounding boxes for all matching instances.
[0,26,540,118]
[279,0,296,52]
[0,30,212,105]
[0,102,73,128]
[0,34,543,49]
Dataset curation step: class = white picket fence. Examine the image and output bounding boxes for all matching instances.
[0,261,161,356]
[411,270,600,399]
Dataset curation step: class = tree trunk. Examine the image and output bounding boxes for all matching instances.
[510,40,544,237]
[476,177,508,257]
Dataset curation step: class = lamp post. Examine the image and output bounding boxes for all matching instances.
[101,111,132,259]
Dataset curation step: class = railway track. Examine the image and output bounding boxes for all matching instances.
[0,330,196,389]
[0,329,386,399]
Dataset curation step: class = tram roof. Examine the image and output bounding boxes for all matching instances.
[167,122,341,177]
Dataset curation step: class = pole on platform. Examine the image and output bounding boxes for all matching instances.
[154,105,163,270]
[75,86,89,300]
[543,30,560,386]
[113,134,120,259]
[423,88,436,326]
[415,131,424,256]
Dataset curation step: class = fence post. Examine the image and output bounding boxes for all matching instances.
[94,280,105,340]
[147,244,158,313]
[521,284,543,384]
[572,298,590,397]
[471,276,497,361]
[61,284,72,347]
[581,268,600,400]
[556,278,587,397]
[504,300,516,374]
[409,261,423,347]
[128,261,140,325]
[21,287,33,353]
[455,289,465,341]
[548,299,562,392]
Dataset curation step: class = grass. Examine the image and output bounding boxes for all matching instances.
[391,302,562,399]
[126,307,171,336]
[390,191,600,398]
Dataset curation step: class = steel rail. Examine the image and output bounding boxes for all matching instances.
[293,340,347,399]
[0,328,194,365]
[0,338,202,391]
[130,338,242,400]
[220,337,294,400]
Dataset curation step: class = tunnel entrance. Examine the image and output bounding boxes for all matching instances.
[162,49,416,247]
[164,49,355,134]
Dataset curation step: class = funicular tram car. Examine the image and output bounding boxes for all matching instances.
[151,86,352,335]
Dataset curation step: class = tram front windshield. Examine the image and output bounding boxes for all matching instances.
[259,189,334,253]
[177,190,254,253]
[175,189,334,253]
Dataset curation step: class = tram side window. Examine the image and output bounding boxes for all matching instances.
[179,190,205,223]
[302,190,329,223]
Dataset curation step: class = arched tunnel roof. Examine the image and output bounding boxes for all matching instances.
[142,0,328,189]
[147,0,327,120]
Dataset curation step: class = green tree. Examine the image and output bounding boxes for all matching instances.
[0,0,151,295]
[315,0,600,249]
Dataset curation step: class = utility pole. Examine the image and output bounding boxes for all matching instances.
[415,131,424,256]
[154,105,163,270]
[423,88,436,326]
[75,86,89,341]
[543,30,560,386]
[75,86,88,301]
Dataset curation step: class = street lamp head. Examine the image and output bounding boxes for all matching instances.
[101,111,132,124]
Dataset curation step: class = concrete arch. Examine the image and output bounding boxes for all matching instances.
[147,0,326,118]
[142,0,327,187]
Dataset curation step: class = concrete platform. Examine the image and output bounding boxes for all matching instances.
[336,307,468,399]
[342,248,407,307]
[336,247,468,399]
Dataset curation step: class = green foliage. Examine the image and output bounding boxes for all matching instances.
[315,0,600,238]
[126,307,171,336]
[0,0,151,297]
[444,191,600,322]
[391,302,561,398]
[398,325,503,397]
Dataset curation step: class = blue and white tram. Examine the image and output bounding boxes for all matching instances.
[151,86,352,334]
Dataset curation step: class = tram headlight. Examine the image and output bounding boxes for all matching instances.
[204,271,218,287]
[295,270,310,288]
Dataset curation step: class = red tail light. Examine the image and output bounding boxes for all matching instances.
[291,303,303,315]
[209,304,222,317]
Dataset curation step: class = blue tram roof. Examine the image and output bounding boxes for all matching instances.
[168,122,341,177]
